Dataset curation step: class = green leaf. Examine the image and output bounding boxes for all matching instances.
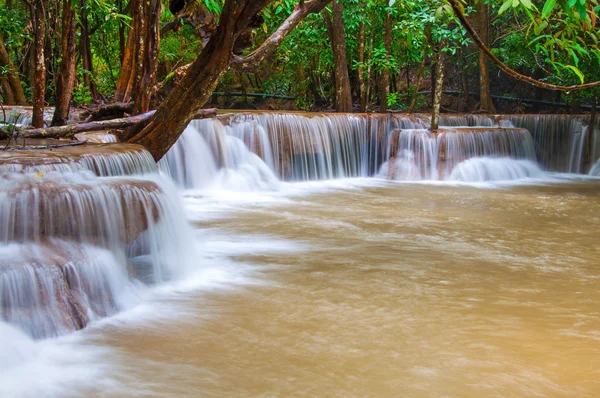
[541,0,557,18]
[520,0,534,9]
[534,20,548,35]
[498,0,512,15]
[565,65,585,84]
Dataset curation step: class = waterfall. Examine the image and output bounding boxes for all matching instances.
[590,158,600,176]
[0,144,157,176]
[158,119,279,191]
[161,112,431,186]
[448,157,546,182]
[377,127,537,181]
[161,112,598,185]
[0,165,199,339]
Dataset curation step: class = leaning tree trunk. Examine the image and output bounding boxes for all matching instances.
[128,0,330,161]
[0,36,27,105]
[128,2,252,158]
[430,43,446,131]
[115,0,161,114]
[323,0,352,112]
[379,4,392,112]
[51,0,77,126]
[27,0,47,128]
[478,0,495,112]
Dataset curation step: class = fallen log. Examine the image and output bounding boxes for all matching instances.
[0,108,217,140]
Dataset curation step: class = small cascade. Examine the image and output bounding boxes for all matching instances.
[218,112,427,181]
[483,115,599,173]
[75,132,118,143]
[0,143,156,176]
[0,107,56,127]
[378,127,536,181]
[439,114,495,127]
[0,241,132,339]
[159,119,279,190]
[0,168,198,338]
[590,159,600,176]
[448,157,546,182]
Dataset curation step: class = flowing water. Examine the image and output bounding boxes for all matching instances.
[2,112,600,397]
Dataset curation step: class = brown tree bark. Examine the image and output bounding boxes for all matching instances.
[129,0,330,161]
[358,21,367,112]
[51,0,77,126]
[322,0,352,112]
[478,0,495,112]
[379,3,392,112]
[25,0,47,128]
[409,58,426,113]
[115,0,162,115]
[79,0,100,100]
[0,36,27,105]
[430,43,446,131]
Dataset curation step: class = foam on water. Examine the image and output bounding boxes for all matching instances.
[448,157,547,182]
[159,119,280,191]
[0,321,120,398]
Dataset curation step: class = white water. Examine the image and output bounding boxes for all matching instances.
[448,157,547,182]
[159,119,280,191]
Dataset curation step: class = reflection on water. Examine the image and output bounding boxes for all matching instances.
[54,179,600,397]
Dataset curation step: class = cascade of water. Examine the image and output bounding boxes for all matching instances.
[159,119,279,190]
[0,170,199,338]
[0,241,133,339]
[439,114,495,127]
[377,127,537,181]
[590,158,600,176]
[162,112,599,184]
[482,115,600,173]
[0,144,156,176]
[0,107,56,127]
[448,157,546,182]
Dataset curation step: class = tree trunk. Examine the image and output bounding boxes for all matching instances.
[323,0,352,112]
[0,36,27,105]
[430,43,446,131]
[115,0,161,115]
[478,0,495,112]
[28,0,47,128]
[79,0,99,100]
[52,0,77,126]
[409,58,426,113]
[128,1,261,158]
[358,21,366,112]
[379,4,392,112]
[128,0,330,161]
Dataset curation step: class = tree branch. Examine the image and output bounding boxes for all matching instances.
[447,0,600,91]
[0,108,217,140]
[231,0,331,73]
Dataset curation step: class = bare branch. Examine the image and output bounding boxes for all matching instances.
[231,0,331,73]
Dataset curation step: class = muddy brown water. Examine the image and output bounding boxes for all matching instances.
[77,180,600,397]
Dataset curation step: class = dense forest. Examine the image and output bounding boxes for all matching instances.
[0,0,599,158]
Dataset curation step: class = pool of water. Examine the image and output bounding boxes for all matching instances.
[4,178,600,397]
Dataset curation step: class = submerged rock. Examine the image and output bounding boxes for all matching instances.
[0,241,128,339]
